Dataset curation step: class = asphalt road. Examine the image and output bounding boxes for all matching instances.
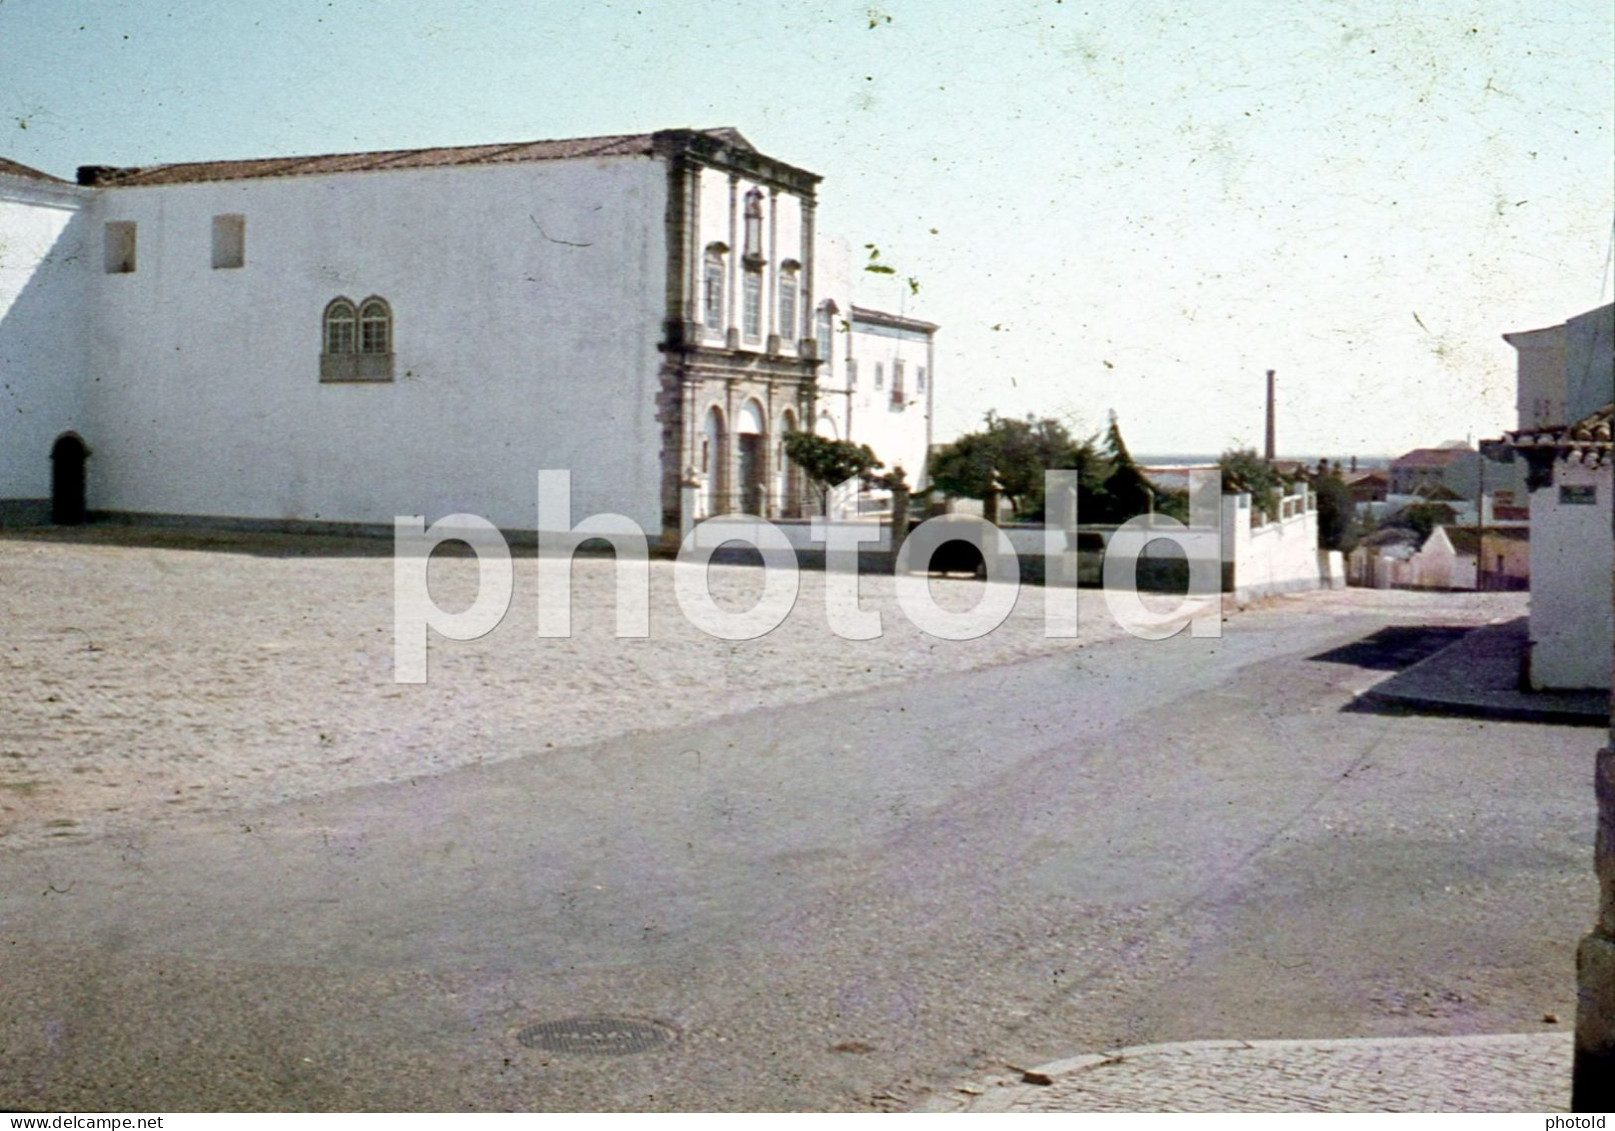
[0,591,1597,1111]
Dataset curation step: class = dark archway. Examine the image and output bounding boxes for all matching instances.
[50,433,89,525]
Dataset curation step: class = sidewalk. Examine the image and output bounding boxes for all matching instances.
[918,615,1593,1114]
[917,1032,1572,1112]
[1359,616,1608,726]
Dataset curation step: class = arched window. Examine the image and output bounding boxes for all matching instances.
[359,297,391,355]
[322,295,394,383]
[324,298,357,355]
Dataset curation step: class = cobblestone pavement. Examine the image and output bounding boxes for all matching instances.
[920,1033,1571,1112]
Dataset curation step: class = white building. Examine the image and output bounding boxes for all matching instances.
[0,129,936,542]
[1502,302,1613,690]
[808,238,936,497]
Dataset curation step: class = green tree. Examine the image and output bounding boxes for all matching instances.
[1218,447,1289,520]
[1313,471,1357,551]
[928,412,1104,520]
[1396,500,1458,541]
[1088,413,1157,523]
[782,431,882,512]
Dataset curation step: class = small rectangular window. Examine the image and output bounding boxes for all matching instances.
[847,359,858,388]
[212,214,245,269]
[104,221,136,274]
[917,366,927,393]
[874,362,884,390]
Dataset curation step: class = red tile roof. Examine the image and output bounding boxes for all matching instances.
[1506,403,1613,466]
[1392,447,1472,468]
[0,156,67,183]
[79,128,754,187]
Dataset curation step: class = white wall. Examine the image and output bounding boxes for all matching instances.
[1222,490,1322,599]
[1505,323,1567,429]
[1530,460,1614,689]
[843,317,932,487]
[1565,304,1614,426]
[0,175,92,510]
[81,157,670,532]
[812,236,934,489]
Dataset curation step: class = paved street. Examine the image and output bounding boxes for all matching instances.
[0,555,1593,1111]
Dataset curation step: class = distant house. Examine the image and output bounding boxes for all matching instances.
[1501,301,1612,690]
[1347,525,1422,588]
[1343,468,1389,504]
[1411,525,1531,591]
[1390,445,1479,498]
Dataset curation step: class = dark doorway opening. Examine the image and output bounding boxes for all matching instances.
[737,434,764,516]
[50,433,89,525]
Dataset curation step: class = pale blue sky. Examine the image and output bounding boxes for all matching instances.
[2,0,1610,456]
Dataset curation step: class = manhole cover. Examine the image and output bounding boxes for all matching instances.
[515,1016,678,1056]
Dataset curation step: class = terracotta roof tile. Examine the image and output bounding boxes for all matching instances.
[0,156,67,183]
[77,131,718,187]
[1392,447,1473,467]
[1505,403,1613,467]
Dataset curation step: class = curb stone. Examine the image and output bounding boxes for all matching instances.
[914,1032,1572,1113]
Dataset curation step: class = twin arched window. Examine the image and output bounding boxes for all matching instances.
[321,296,394,382]
[325,297,391,355]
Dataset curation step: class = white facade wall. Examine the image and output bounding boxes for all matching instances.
[1505,323,1568,429]
[79,157,669,532]
[1565,304,1614,426]
[0,175,92,511]
[842,317,932,486]
[1530,460,1614,690]
[809,237,933,489]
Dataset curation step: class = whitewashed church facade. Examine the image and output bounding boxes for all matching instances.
[0,129,934,543]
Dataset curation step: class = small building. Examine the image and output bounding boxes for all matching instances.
[1347,525,1422,588]
[1410,525,1531,591]
[1508,401,1614,689]
[1389,444,1480,498]
[809,238,936,506]
[1501,300,1613,690]
[1343,468,1389,504]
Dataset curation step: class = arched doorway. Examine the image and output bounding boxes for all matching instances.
[50,433,89,526]
[736,399,767,516]
[701,406,726,518]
